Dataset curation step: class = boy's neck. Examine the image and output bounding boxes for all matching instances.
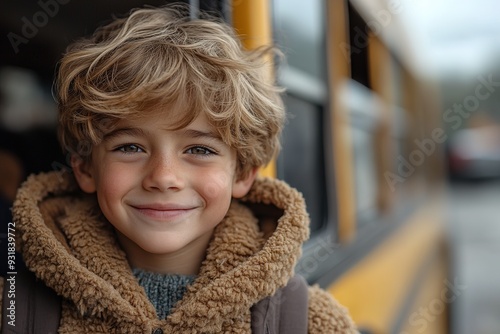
[116,231,212,276]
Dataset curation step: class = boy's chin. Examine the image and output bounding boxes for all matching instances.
[116,230,213,273]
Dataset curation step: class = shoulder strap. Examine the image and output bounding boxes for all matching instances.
[251,274,309,334]
[2,260,61,334]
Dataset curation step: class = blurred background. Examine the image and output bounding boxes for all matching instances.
[1,0,499,333]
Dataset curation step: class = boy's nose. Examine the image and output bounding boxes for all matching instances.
[142,155,184,192]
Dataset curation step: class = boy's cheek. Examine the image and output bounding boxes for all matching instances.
[96,168,134,193]
[202,170,233,199]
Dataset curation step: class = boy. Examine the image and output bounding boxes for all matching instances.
[1,5,357,333]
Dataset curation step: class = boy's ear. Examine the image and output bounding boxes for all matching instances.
[232,167,259,198]
[71,155,96,193]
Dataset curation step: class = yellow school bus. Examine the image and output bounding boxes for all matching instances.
[232,0,449,333]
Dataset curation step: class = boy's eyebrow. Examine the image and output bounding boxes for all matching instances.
[103,127,146,141]
[103,127,223,142]
[182,129,223,142]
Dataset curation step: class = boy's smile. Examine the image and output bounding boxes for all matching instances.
[131,202,198,221]
[72,112,256,274]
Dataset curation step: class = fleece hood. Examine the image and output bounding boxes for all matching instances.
[12,170,312,333]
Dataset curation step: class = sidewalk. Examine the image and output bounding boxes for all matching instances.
[447,179,500,334]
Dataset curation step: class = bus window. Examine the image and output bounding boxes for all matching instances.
[351,127,378,221]
[278,95,327,232]
[273,0,326,84]
[341,80,382,225]
[273,0,329,233]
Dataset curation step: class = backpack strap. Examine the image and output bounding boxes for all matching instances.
[251,274,309,334]
[2,260,61,334]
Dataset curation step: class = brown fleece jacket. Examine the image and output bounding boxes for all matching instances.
[1,171,357,333]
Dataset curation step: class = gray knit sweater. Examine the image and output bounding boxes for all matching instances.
[133,269,196,319]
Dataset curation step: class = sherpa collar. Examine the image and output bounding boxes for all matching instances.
[13,171,310,332]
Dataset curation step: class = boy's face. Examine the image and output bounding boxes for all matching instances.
[72,111,256,264]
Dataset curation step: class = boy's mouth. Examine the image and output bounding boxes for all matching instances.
[133,203,195,210]
[130,203,197,220]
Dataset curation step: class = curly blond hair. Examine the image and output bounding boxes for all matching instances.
[56,4,284,178]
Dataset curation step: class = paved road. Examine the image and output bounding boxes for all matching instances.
[446,179,500,334]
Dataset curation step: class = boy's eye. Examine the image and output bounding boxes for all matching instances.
[116,144,143,153]
[186,146,215,155]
